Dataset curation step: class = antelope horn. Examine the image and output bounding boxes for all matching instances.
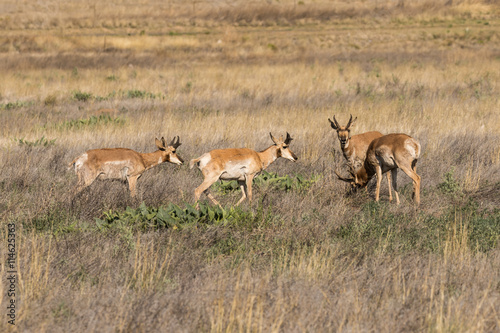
[335,169,354,182]
[328,115,340,130]
[270,132,279,144]
[169,136,181,148]
[346,114,357,129]
[284,132,293,144]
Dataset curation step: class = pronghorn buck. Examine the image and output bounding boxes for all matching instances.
[190,133,298,207]
[329,114,392,200]
[336,133,421,205]
[69,137,183,197]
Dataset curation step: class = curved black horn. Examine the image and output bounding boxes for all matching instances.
[284,132,293,144]
[346,114,357,129]
[331,115,341,130]
[335,169,354,182]
[171,136,181,148]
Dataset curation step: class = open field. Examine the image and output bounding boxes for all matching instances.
[1,0,499,331]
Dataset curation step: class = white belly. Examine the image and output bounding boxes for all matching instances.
[98,161,131,180]
[220,164,247,181]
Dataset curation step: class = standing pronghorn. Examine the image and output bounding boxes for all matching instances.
[190,133,298,207]
[329,114,392,200]
[69,137,183,197]
[336,133,421,205]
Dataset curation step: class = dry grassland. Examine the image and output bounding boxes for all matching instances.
[0,0,499,332]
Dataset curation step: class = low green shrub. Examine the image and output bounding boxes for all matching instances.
[72,91,93,102]
[95,202,253,231]
[438,167,462,194]
[15,136,56,147]
[47,114,125,131]
[213,171,319,194]
[0,100,34,110]
[126,90,163,99]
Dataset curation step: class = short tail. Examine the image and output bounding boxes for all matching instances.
[68,157,78,171]
[189,157,201,169]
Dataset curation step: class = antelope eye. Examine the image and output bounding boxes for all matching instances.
[283,146,288,149]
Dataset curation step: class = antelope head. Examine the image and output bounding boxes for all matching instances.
[270,132,298,162]
[334,165,369,190]
[156,136,184,165]
[328,114,357,148]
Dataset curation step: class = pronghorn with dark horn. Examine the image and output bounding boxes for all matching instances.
[335,133,421,205]
[190,133,298,207]
[69,136,183,197]
[329,114,392,201]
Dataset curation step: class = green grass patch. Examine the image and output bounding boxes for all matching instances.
[46,114,125,131]
[213,171,320,195]
[15,136,56,147]
[72,91,93,102]
[95,202,256,231]
[332,201,499,255]
[125,89,163,99]
[0,100,34,110]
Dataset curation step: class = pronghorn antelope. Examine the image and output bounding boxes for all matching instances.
[190,133,298,207]
[329,114,392,200]
[336,133,421,205]
[69,137,183,197]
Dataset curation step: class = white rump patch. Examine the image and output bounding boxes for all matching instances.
[74,153,88,170]
[405,139,420,159]
[198,153,212,169]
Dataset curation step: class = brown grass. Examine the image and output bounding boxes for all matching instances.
[0,0,499,332]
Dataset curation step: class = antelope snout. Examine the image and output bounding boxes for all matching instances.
[170,155,184,165]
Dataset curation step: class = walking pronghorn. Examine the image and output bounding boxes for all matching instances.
[190,133,298,207]
[69,137,183,197]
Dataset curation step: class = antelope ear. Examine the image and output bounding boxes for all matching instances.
[155,138,165,150]
[269,132,279,145]
[328,117,338,130]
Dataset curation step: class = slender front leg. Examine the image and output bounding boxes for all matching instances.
[236,180,247,206]
[127,175,139,197]
[205,191,222,207]
[245,174,255,203]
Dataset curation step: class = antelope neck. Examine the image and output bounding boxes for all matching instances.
[141,150,165,170]
[258,145,280,169]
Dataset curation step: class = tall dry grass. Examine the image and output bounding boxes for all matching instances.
[0,1,499,332]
